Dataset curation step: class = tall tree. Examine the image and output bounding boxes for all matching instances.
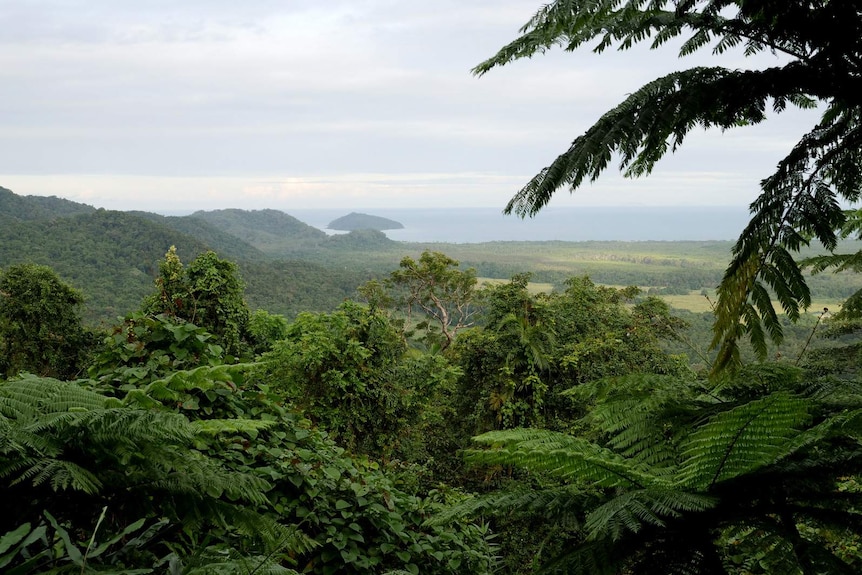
[143,247,250,357]
[475,0,862,371]
[455,276,688,434]
[0,264,91,379]
[372,251,478,351]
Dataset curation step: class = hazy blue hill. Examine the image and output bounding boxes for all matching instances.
[0,185,96,221]
[191,208,328,254]
[129,211,267,262]
[328,212,404,231]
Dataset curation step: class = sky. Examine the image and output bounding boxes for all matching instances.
[0,1,821,213]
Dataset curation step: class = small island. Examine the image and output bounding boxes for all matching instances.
[327,212,404,231]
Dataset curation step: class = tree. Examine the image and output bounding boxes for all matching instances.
[381,251,478,351]
[476,0,862,371]
[259,301,413,458]
[0,264,92,379]
[438,365,862,574]
[454,276,688,434]
[143,247,250,357]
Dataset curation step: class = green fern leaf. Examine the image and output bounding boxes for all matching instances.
[678,392,809,489]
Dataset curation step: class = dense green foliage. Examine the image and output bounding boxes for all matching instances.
[0,185,95,222]
[0,193,369,324]
[2,300,499,573]
[455,276,689,435]
[259,302,411,458]
[0,210,214,322]
[2,187,857,332]
[0,374,285,574]
[440,364,862,574]
[0,264,93,379]
[5,179,862,572]
[142,248,251,357]
[190,209,328,255]
[128,211,268,262]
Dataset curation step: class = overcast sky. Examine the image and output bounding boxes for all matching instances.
[0,1,820,213]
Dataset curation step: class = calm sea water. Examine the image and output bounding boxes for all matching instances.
[287,206,750,243]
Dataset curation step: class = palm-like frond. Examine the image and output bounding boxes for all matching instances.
[569,374,708,468]
[430,483,590,528]
[474,1,862,370]
[584,488,715,541]
[473,1,818,76]
[0,376,271,513]
[678,392,809,489]
[469,428,658,489]
[501,65,813,218]
[713,104,862,370]
[450,365,862,573]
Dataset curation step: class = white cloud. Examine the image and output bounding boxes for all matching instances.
[0,0,820,211]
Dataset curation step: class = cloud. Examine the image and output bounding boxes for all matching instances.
[0,0,819,211]
[0,170,762,214]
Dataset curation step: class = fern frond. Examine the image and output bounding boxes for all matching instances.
[718,524,800,575]
[473,1,801,77]
[469,429,659,488]
[129,447,271,506]
[0,375,108,420]
[803,252,862,274]
[503,63,817,218]
[429,483,589,528]
[713,104,862,370]
[535,538,624,575]
[573,374,705,468]
[10,458,103,494]
[678,392,809,489]
[190,419,275,436]
[584,488,716,542]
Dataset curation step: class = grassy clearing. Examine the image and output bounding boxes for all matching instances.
[660,290,846,315]
[477,277,554,294]
[661,292,717,313]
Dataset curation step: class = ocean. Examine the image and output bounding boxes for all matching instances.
[287,206,751,243]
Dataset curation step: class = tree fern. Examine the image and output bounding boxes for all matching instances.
[678,392,810,489]
[469,428,658,489]
[583,488,715,542]
[0,376,274,551]
[474,1,862,371]
[444,366,862,572]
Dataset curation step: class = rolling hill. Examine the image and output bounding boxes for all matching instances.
[0,189,369,323]
[191,208,328,254]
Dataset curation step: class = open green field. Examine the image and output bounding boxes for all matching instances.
[477,277,555,294]
[660,290,846,315]
[422,241,861,315]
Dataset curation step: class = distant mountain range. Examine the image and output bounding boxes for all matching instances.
[0,187,400,323]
